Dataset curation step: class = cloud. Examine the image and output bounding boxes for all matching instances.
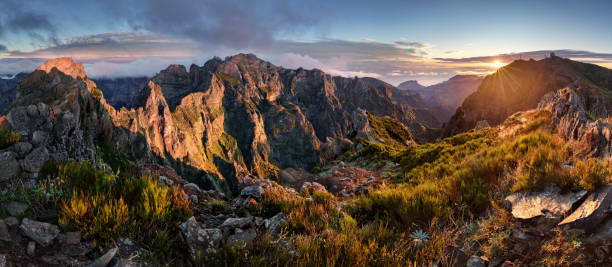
[0,58,44,74]
[5,32,200,61]
[393,41,428,48]
[99,0,323,50]
[271,53,381,78]
[0,0,57,44]
[0,44,6,51]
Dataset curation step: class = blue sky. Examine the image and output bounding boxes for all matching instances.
[1,0,612,85]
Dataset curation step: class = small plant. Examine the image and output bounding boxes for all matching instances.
[574,158,610,191]
[0,129,20,149]
[409,229,429,247]
[208,200,227,213]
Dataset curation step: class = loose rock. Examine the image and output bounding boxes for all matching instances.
[0,151,20,182]
[504,187,587,220]
[240,186,264,201]
[20,218,60,246]
[3,201,28,216]
[559,186,612,231]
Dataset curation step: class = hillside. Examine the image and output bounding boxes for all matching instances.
[399,75,484,123]
[444,56,612,136]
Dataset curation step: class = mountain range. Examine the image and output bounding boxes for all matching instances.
[3,53,612,265]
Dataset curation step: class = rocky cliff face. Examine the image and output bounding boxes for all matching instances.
[1,54,433,195]
[444,56,612,136]
[397,80,425,91]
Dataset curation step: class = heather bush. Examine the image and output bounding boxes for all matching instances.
[573,158,611,191]
[50,161,192,257]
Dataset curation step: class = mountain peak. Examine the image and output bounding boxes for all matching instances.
[397,80,424,91]
[36,57,87,79]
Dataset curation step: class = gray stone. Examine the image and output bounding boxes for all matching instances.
[300,182,328,194]
[4,217,18,227]
[585,219,612,245]
[466,256,487,267]
[20,218,60,246]
[266,212,287,238]
[179,217,222,261]
[65,231,81,244]
[228,229,257,246]
[31,130,49,146]
[240,186,264,200]
[504,186,587,220]
[559,186,612,231]
[88,247,118,267]
[0,220,9,242]
[0,151,20,182]
[27,241,36,256]
[158,175,173,185]
[220,217,253,229]
[183,183,201,192]
[12,142,33,157]
[189,194,198,203]
[0,254,6,267]
[3,201,28,216]
[23,146,49,173]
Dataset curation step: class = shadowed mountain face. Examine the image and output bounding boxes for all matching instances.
[1,54,438,194]
[444,56,612,137]
[398,75,484,123]
[92,76,149,109]
[0,73,27,112]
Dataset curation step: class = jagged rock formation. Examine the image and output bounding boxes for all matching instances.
[1,54,434,195]
[445,56,612,136]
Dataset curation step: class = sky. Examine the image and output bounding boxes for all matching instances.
[1,0,612,85]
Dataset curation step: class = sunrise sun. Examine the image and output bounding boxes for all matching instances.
[492,60,504,68]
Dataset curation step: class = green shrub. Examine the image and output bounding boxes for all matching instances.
[209,200,228,213]
[347,180,449,226]
[54,161,192,258]
[310,166,322,174]
[511,145,564,192]
[574,158,610,191]
[0,129,20,149]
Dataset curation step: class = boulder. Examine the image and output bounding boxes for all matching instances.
[3,201,28,216]
[466,256,487,267]
[12,142,33,157]
[0,151,20,182]
[88,247,118,267]
[0,220,9,242]
[300,182,328,195]
[4,217,18,227]
[19,218,60,246]
[27,241,36,256]
[559,186,612,231]
[266,212,287,238]
[183,183,202,192]
[179,217,222,261]
[228,229,257,246]
[23,146,49,173]
[240,185,264,201]
[220,217,253,229]
[31,130,49,145]
[504,187,587,220]
[0,254,6,267]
